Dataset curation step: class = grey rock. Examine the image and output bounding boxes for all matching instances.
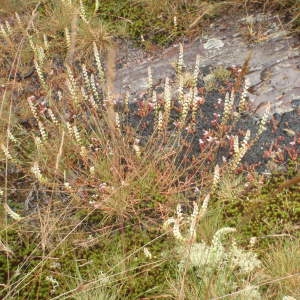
[246,71,262,87]
[203,38,224,50]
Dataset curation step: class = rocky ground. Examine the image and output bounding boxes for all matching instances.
[112,13,300,173]
[123,82,299,175]
[115,13,300,116]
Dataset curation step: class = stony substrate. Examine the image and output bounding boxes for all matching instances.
[115,13,300,117]
[116,69,300,174]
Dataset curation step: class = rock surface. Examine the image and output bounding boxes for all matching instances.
[114,14,300,116]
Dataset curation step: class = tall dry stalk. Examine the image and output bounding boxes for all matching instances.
[105,43,117,134]
[65,9,79,65]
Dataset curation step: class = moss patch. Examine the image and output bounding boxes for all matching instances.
[219,160,300,244]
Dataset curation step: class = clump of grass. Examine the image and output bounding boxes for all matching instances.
[263,239,300,298]
[213,65,231,82]
[204,66,232,92]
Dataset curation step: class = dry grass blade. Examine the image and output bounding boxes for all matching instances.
[0,238,14,256]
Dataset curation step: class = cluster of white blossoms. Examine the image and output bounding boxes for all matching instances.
[229,239,262,273]
[175,227,262,298]
[163,194,210,243]
[164,184,262,297]
[179,227,261,274]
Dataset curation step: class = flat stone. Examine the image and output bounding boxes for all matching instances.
[203,38,224,50]
[245,71,262,87]
[271,67,300,91]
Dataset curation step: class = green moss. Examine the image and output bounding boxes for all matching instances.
[219,160,300,244]
[59,225,176,299]
[0,228,44,298]
[0,206,175,299]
